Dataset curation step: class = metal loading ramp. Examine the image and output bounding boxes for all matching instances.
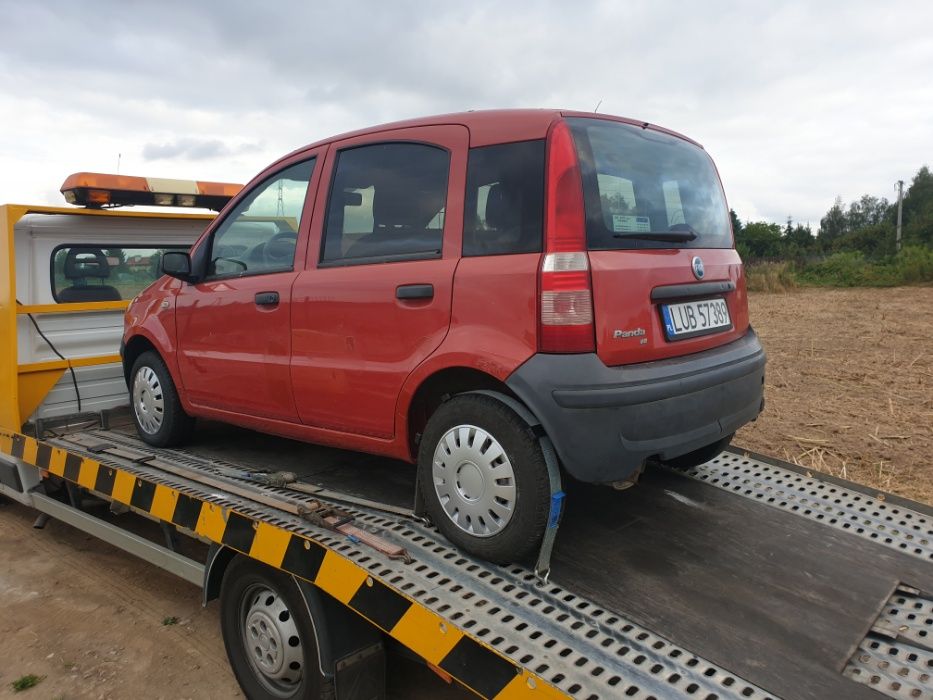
[5,422,933,700]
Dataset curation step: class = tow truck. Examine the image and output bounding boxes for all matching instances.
[1,175,931,700]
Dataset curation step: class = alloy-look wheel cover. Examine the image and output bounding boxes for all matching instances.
[432,424,517,537]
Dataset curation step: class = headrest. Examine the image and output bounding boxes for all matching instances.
[373,181,446,229]
[64,248,112,279]
[485,183,519,231]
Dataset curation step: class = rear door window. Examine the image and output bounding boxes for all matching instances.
[321,143,449,265]
[567,117,731,250]
[52,245,187,302]
[463,140,545,256]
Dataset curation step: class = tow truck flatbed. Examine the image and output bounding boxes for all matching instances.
[3,416,931,700]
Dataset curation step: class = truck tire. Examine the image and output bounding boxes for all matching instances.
[661,433,734,470]
[129,351,194,447]
[418,393,551,564]
[220,556,333,700]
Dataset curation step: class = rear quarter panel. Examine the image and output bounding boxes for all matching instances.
[395,253,540,438]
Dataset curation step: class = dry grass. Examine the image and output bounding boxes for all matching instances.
[745,262,798,293]
[736,287,933,505]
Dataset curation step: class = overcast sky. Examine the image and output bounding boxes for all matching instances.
[1,1,931,227]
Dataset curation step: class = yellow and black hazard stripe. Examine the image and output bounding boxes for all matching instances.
[0,430,568,700]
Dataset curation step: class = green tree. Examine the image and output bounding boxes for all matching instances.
[729,209,743,237]
[818,197,847,248]
[903,165,933,246]
[833,222,896,257]
[736,221,783,260]
[783,223,816,258]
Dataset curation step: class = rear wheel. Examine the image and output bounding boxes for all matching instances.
[129,351,194,447]
[220,557,330,700]
[418,394,551,564]
[661,433,734,470]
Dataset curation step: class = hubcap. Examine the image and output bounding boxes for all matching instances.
[132,366,164,435]
[432,424,516,537]
[240,584,303,697]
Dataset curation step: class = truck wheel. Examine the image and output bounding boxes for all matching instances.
[662,433,734,470]
[129,351,194,447]
[418,394,551,565]
[220,557,331,700]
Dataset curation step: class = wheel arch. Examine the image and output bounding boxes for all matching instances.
[122,334,159,387]
[210,549,384,689]
[403,366,522,461]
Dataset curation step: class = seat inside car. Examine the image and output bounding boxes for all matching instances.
[57,248,122,302]
[344,178,444,259]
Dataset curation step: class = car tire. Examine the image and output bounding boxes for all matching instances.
[418,393,551,565]
[220,556,332,700]
[129,350,194,447]
[661,433,734,470]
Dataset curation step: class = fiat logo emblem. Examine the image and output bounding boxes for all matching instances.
[692,256,705,280]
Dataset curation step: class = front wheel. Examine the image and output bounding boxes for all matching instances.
[418,394,551,565]
[129,350,194,447]
[220,557,331,700]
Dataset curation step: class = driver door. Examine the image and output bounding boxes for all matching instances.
[175,154,320,422]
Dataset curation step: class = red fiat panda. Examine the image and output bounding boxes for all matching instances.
[122,110,765,563]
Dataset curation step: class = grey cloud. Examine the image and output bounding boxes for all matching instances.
[0,0,932,223]
[142,138,261,161]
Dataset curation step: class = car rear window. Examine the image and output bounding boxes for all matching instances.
[463,140,545,256]
[566,117,731,250]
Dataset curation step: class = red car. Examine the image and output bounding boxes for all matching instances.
[122,109,765,563]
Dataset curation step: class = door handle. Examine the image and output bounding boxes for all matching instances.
[255,291,279,306]
[396,284,434,300]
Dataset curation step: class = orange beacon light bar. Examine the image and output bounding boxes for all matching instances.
[60,172,242,211]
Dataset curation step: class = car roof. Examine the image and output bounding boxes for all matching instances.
[269,109,702,170]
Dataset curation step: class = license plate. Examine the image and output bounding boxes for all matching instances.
[661,297,732,340]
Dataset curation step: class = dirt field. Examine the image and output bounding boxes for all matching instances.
[737,286,933,505]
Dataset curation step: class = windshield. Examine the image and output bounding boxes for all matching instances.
[566,118,731,250]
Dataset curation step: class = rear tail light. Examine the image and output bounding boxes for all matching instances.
[539,121,595,353]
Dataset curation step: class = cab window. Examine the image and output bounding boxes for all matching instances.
[207,159,315,278]
[51,245,187,302]
[321,143,449,265]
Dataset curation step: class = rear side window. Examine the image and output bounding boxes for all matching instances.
[52,245,187,303]
[463,140,545,256]
[322,143,449,265]
[567,118,731,250]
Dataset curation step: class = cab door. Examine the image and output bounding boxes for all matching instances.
[175,154,321,421]
[290,125,468,439]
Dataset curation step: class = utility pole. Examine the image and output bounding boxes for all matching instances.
[895,180,904,252]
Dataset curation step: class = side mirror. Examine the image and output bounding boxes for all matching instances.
[161,251,196,282]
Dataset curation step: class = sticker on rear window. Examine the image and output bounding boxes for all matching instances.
[611,214,650,232]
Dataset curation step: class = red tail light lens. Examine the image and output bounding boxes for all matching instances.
[539,121,595,353]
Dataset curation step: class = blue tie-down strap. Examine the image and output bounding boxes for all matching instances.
[548,491,566,529]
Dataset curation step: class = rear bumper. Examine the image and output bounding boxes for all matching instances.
[505,330,766,483]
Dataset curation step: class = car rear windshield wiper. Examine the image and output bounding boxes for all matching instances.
[612,229,698,243]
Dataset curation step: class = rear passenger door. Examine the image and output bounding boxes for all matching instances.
[291,126,468,439]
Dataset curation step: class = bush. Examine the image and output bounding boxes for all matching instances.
[745,261,797,292]
[795,246,933,287]
[896,245,933,283]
